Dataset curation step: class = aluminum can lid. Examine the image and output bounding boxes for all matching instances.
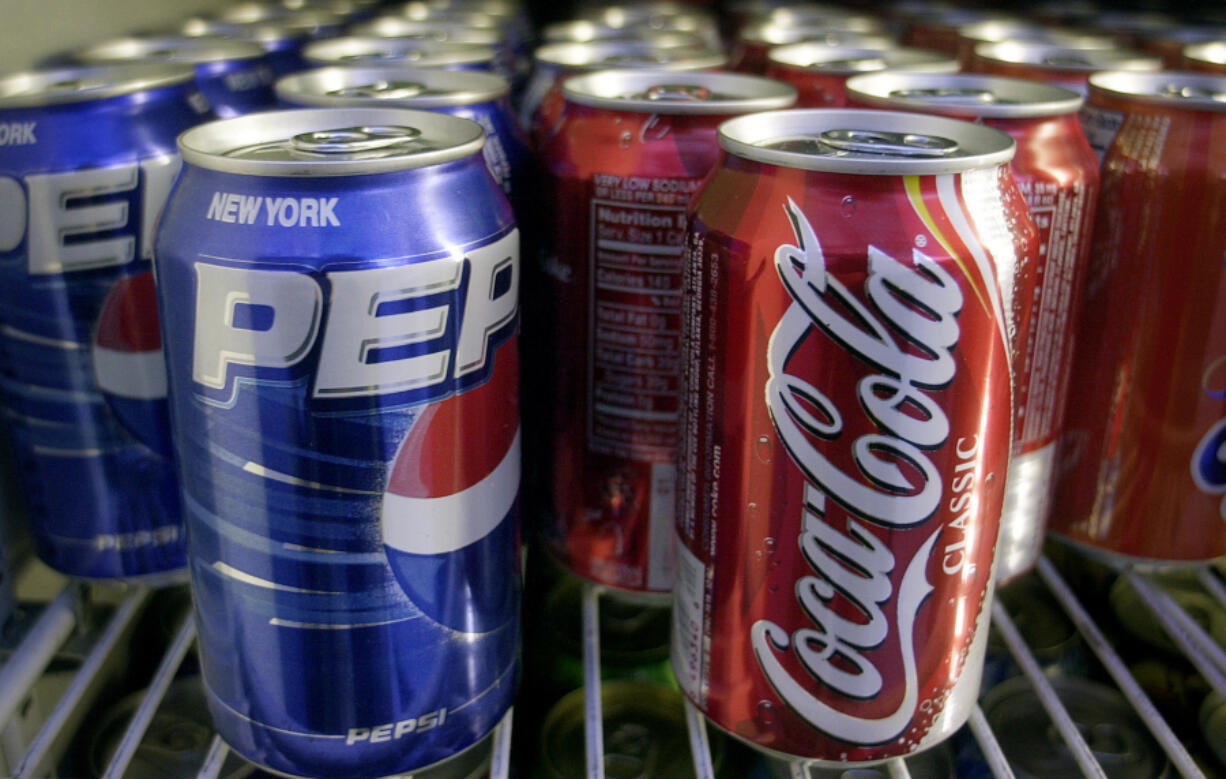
[957,20,1114,50]
[0,63,195,108]
[769,43,958,74]
[577,3,716,28]
[217,2,344,26]
[1089,70,1226,112]
[397,0,520,17]
[351,17,503,44]
[75,36,267,65]
[562,69,796,114]
[847,72,1084,118]
[738,22,896,49]
[762,6,883,30]
[277,66,508,107]
[532,40,726,70]
[974,41,1162,73]
[718,108,1015,174]
[1184,41,1226,68]
[178,107,485,176]
[542,21,707,46]
[302,36,495,67]
[181,18,316,44]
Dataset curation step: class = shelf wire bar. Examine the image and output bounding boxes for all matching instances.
[582,583,604,779]
[0,586,77,730]
[1123,570,1226,701]
[991,600,1107,779]
[101,610,196,779]
[14,589,148,779]
[490,706,513,779]
[683,699,715,779]
[196,735,229,779]
[967,705,1016,779]
[1035,558,1205,778]
[1197,566,1226,613]
[885,757,913,779]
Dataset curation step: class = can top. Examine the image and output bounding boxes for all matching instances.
[956,20,1114,50]
[719,108,1015,174]
[181,18,314,45]
[973,41,1162,73]
[738,22,895,49]
[769,44,959,75]
[533,40,726,71]
[1185,41,1226,67]
[218,3,345,27]
[562,70,796,115]
[1089,70,1226,113]
[905,8,1017,29]
[302,36,496,67]
[846,72,1084,118]
[0,64,195,108]
[178,107,485,176]
[577,3,715,29]
[350,17,503,46]
[762,7,883,31]
[277,66,509,107]
[76,36,268,66]
[542,20,707,46]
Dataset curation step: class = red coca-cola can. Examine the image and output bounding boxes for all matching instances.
[1050,70,1226,564]
[1183,42,1226,75]
[765,44,958,107]
[1137,27,1226,68]
[952,20,1113,68]
[968,42,1161,96]
[539,71,796,597]
[731,21,894,74]
[903,9,1018,55]
[672,109,1023,761]
[846,73,1096,582]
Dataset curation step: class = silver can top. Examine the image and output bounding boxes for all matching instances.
[533,40,727,71]
[181,18,320,45]
[1089,70,1226,113]
[75,36,267,66]
[217,3,345,27]
[350,17,503,45]
[542,21,707,47]
[768,44,958,74]
[718,108,1015,175]
[561,70,797,115]
[846,72,1084,118]
[738,23,895,49]
[956,20,1114,50]
[759,7,884,32]
[178,107,485,176]
[277,66,509,107]
[0,64,195,108]
[302,36,496,68]
[973,41,1162,73]
[1184,41,1226,68]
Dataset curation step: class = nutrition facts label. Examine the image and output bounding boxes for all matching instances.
[587,174,694,462]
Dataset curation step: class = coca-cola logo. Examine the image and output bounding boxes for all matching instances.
[751,198,979,745]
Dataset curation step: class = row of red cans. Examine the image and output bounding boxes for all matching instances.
[528,59,1226,764]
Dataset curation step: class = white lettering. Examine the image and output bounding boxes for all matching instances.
[237,195,261,225]
[26,164,137,274]
[0,122,37,146]
[221,193,239,223]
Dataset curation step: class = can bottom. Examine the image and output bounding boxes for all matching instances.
[65,564,189,589]
[1047,532,1226,572]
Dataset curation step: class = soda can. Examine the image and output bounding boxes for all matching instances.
[1084,10,1178,49]
[283,0,382,21]
[845,73,1096,582]
[1136,27,1226,68]
[1183,42,1226,75]
[0,65,208,581]
[753,740,956,779]
[903,9,1018,55]
[349,17,520,86]
[154,107,521,777]
[976,676,1172,779]
[765,45,958,108]
[180,17,342,76]
[540,21,708,47]
[968,42,1161,96]
[521,40,727,142]
[73,37,277,118]
[953,21,1114,68]
[539,71,796,597]
[576,3,722,48]
[730,24,896,74]
[672,109,1023,762]
[300,36,498,72]
[1050,71,1226,564]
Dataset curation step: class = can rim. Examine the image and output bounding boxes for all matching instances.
[1089,70,1226,112]
[532,40,727,70]
[277,66,510,108]
[739,23,896,49]
[1184,41,1226,66]
[972,41,1162,72]
[956,20,1115,49]
[718,108,1015,174]
[75,36,268,66]
[302,36,496,67]
[178,107,486,176]
[351,17,504,44]
[846,72,1083,118]
[0,63,196,107]
[561,69,796,114]
[767,43,959,74]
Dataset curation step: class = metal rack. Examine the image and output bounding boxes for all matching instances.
[0,551,1222,778]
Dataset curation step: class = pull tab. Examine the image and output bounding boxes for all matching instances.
[1161,82,1226,102]
[643,83,711,101]
[329,80,429,99]
[812,57,887,71]
[890,87,998,105]
[339,51,397,61]
[818,129,959,157]
[290,125,423,154]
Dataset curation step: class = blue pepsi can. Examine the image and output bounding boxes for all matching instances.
[349,16,522,87]
[300,36,499,72]
[181,16,343,76]
[154,108,521,778]
[275,67,532,219]
[0,65,209,581]
[74,37,277,118]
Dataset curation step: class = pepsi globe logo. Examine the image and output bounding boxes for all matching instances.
[1192,418,1226,520]
[381,336,520,634]
[91,270,173,457]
